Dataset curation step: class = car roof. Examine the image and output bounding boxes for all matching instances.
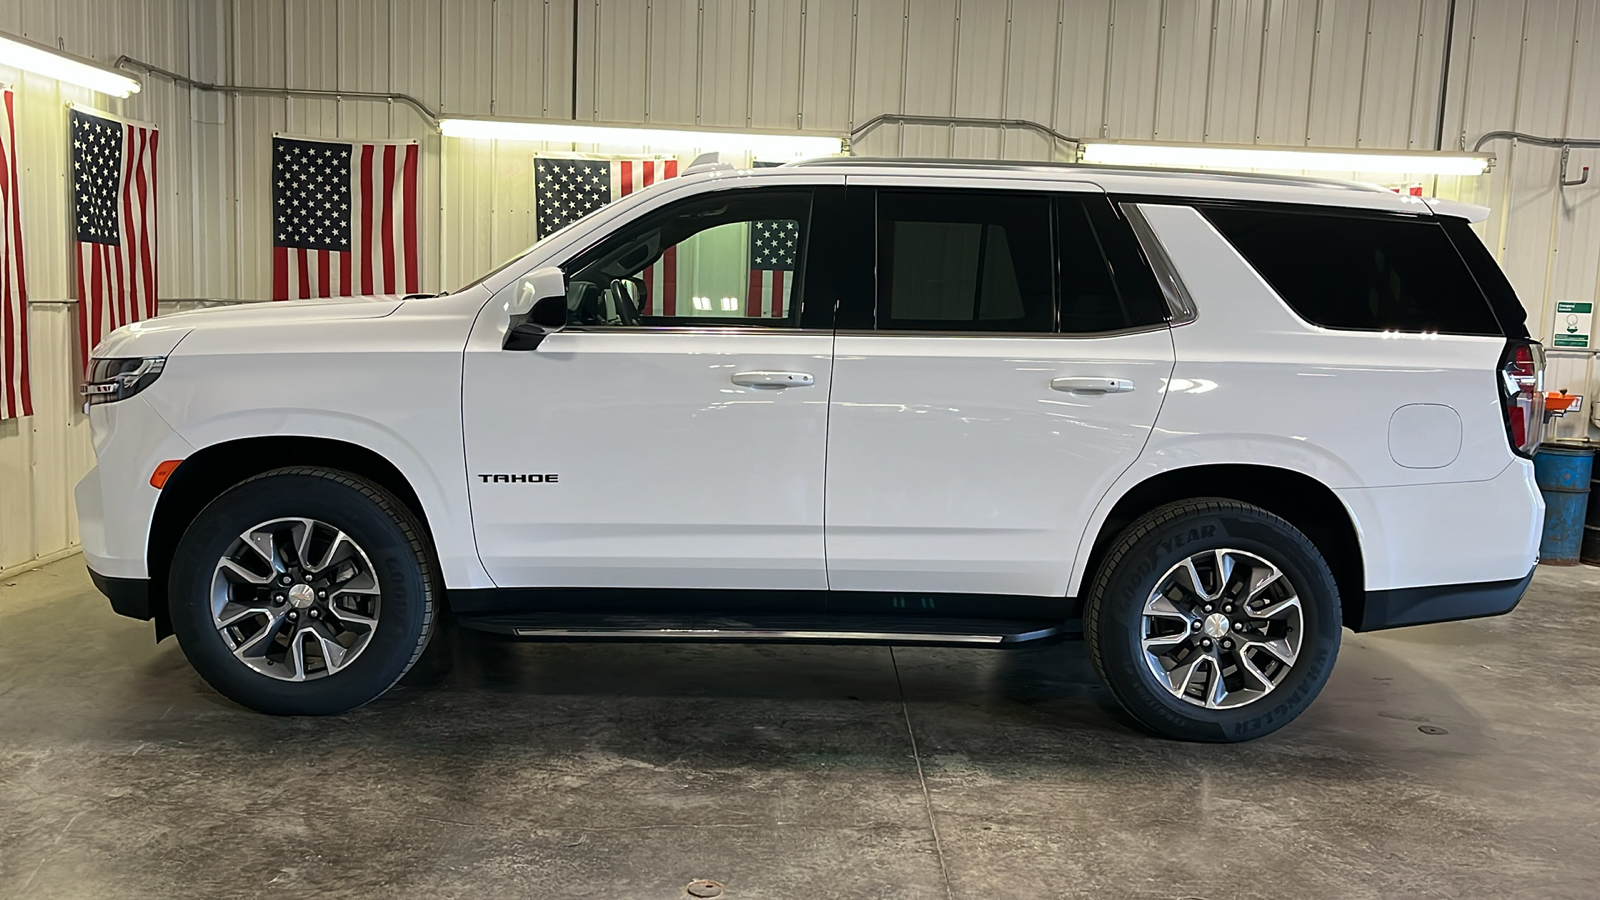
[755,156,1473,218]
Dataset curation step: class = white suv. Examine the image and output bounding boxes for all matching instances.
[75,159,1545,742]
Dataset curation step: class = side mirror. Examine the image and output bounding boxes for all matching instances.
[503,294,568,351]
[509,266,567,316]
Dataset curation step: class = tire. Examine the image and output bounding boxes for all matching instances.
[1085,499,1341,742]
[168,467,437,715]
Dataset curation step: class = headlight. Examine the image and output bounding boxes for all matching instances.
[82,357,166,410]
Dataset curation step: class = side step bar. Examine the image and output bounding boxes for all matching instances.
[454,613,1071,647]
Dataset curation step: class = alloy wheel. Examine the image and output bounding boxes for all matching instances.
[1139,548,1304,709]
[209,517,382,682]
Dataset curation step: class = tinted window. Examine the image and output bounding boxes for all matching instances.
[1204,207,1503,336]
[1440,216,1529,338]
[877,191,1053,332]
[563,189,811,327]
[1058,197,1169,333]
[1084,198,1171,328]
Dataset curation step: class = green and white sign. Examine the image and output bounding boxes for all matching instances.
[1554,301,1594,349]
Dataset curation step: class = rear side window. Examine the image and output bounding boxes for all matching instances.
[1203,207,1504,336]
[1064,197,1170,332]
[877,191,1054,332]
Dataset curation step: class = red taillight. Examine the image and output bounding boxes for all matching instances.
[1500,340,1545,457]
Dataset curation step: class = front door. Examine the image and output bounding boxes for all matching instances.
[463,185,834,590]
[824,185,1177,597]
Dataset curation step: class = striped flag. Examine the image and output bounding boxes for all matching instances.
[71,108,158,373]
[747,218,798,319]
[271,136,419,300]
[533,157,679,314]
[1,87,30,419]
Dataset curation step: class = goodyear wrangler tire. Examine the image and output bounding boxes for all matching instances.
[169,467,437,715]
[1085,499,1341,742]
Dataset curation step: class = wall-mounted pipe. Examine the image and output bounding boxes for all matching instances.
[1473,131,1599,188]
[114,56,440,127]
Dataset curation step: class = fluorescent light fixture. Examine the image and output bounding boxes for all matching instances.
[0,32,141,97]
[1080,141,1491,176]
[439,117,843,158]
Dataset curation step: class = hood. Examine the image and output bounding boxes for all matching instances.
[93,295,407,359]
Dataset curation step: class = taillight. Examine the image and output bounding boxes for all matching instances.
[1499,340,1545,457]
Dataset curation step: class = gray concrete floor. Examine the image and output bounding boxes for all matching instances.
[1,556,1596,900]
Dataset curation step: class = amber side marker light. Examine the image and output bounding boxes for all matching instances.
[150,460,183,489]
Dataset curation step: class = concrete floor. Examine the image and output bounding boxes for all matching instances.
[1,557,1596,900]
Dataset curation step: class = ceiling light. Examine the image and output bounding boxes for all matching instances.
[1080,141,1491,177]
[0,32,142,97]
[439,118,843,159]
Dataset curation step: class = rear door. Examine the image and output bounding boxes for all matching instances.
[823,180,1177,596]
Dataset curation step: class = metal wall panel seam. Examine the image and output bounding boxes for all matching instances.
[1251,0,1270,143]
[1151,0,1167,138]
[1100,0,1114,138]
[949,0,961,157]
[1352,0,1373,146]
[1405,0,1424,147]
[1491,0,1531,266]
[1302,0,1320,145]
[899,0,910,155]
[1533,0,1582,348]
[1202,0,1218,141]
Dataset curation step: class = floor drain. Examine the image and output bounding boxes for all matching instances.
[1418,724,1449,735]
[686,880,724,898]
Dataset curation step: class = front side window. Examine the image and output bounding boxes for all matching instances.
[563,189,811,327]
[876,191,1054,332]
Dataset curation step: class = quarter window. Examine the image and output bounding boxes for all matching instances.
[1203,206,1504,336]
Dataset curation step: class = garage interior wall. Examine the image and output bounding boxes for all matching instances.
[2,0,1598,573]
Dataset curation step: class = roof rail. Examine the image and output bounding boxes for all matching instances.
[782,156,1391,192]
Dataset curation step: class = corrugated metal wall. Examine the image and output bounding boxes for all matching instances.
[0,0,197,572]
[3,0,1599,571]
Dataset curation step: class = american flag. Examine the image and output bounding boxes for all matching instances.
[72,108,158,373]
[271,137,419,300]
[534,157,679,314]
[747,219,798,319]
[1,88,29,419]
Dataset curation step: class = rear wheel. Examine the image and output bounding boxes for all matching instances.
[1085,500,1341,742]
[169,467,437,715]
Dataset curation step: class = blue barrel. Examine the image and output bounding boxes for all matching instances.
[1534,443,1595,565]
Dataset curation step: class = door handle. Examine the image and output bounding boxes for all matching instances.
[731,371,815,389]
[1051,376,1135,394]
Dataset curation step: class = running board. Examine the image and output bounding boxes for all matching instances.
[453,613,1069,647]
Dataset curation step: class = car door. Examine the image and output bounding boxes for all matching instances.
[824,181,1177,597]
[462,184,837,591]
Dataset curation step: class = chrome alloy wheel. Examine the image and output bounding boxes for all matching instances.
[209,518,382,682]
[1140,548,1304,710]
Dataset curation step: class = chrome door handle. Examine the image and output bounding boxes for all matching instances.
[1051,376,1135,394]
[731,370,815,389]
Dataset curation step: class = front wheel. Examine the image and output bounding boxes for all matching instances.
[1085,500,1341,742]
[169,467,438,715]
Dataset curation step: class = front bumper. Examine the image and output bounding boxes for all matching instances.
[1356,566,1536,631]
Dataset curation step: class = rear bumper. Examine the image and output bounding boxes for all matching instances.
[88,567,153,621]
[1355,566,1535,632]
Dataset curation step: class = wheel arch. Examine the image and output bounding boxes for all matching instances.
[146,436,435,638]
[1076,464,1366,630]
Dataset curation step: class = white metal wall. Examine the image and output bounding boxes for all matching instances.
[0,0,199,572]
[2,0,1599,571]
